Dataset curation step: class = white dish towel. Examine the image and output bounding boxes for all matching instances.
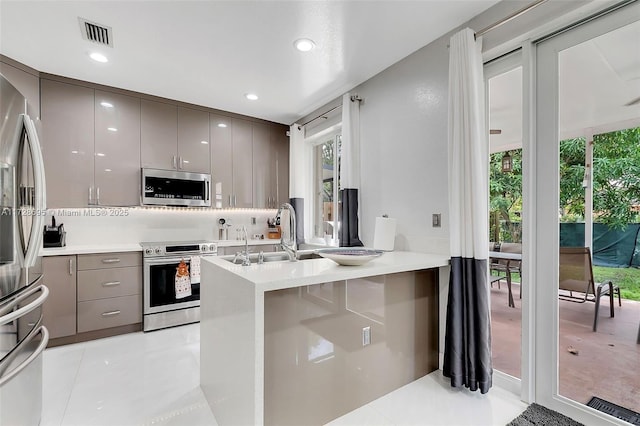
[190,256,201,283]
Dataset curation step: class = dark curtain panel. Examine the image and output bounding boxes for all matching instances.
[443,257,492,394]
[289,197,305,246]
[339,188,363,247]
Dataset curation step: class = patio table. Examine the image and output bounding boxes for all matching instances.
[489,251,522,308]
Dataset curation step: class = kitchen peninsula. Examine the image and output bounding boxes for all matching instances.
[200,251,449,425]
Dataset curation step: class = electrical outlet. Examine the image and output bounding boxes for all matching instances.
[432,213,441,228]
[251,217,257,225]
[362,326,371,346]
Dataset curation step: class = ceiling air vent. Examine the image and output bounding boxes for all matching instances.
[78,18,113,47]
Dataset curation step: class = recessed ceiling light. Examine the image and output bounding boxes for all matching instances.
[294,38,316,52]
[201,140,209,145]
[245,93,258,101]
[100,101,114,108]
[217,123,227,128]
[89,52,108,63]
[107,127,118,132]
[104,168,112,172]
[183,160,190,164]
[95,152,106,157]
[71,150,79,154]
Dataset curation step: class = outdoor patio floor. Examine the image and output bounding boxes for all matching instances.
[490,281,640,414]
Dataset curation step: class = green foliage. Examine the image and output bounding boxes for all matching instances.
[489,150,522,242]
[560,128,640,228]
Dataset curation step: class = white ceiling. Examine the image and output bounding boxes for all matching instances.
[0,0,499,125]
[489,19,640,152]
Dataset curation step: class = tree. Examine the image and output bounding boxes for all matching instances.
[560,127,640,229]
[489,150,522,242]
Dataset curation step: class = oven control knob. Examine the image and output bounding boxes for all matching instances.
[154,248,162,255]
[200,244,208,252]
[208,244,216,252]
[145,248,154,256]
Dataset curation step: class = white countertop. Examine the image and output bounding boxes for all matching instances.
[40,244,143,256]
[203,251,450,292]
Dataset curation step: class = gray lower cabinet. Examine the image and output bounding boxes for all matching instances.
[76,252,142,333]
[42,255,77,339]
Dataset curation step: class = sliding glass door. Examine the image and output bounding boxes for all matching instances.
[535,2,640,424]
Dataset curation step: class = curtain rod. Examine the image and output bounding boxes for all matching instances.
[298,95,362,130]
[476,0,549,38]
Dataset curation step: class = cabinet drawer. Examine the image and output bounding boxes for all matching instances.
[77,266,142,301]
[77,294,142,333]
[77,252,141,270]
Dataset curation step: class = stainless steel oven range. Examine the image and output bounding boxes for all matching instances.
[141,241,217,331]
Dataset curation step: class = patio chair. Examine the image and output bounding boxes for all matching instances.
[558,247,622,332]
[490,243,522,297]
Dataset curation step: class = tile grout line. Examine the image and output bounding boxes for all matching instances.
[57,346,86,426]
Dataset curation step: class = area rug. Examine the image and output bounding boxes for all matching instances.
[507,403,584,426]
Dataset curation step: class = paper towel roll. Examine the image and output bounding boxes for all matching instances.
[373,216,397,251]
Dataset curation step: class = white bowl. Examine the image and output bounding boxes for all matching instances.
[317,248,384,266]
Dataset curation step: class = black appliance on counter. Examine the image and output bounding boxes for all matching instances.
[43,216,65,248]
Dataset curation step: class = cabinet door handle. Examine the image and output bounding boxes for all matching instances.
[96,187,100,205]
[233,195,237,207]
[102,281,121,287]
[178,156,183,169]
[69,258,73,276]
[88,187,93,205]
[172,156,177,169]
[101,258,121,264]
[228,195,232,207]
[101,310,121,317]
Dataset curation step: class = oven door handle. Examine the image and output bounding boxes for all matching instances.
[144,256,189,266]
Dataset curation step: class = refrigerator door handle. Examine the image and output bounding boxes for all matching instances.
[0,325,49,387]
[21,115,46,268]
[0,283,48,326]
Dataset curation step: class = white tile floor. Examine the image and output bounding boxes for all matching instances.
[42,323,527,426]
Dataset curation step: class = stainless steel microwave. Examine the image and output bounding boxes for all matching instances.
[141,168,211,207]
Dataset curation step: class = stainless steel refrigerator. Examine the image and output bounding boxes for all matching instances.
[0,74,49,425]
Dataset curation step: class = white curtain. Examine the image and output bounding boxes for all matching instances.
[442,28,492,394]
[339,93,363,247]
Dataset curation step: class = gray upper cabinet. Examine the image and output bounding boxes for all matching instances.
[41,79,95,208]
[94,90,141,206]
[232,118,253,208]
[141,101,211,174]
[272,125,290,206]
[177,107,210,173]
[140,99,178,170]
[252,123,272,208]
[0,60,39,119]
[210,114,233,208]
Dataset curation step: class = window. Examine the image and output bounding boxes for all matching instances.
[313,134,341,243]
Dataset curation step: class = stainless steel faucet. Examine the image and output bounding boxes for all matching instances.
[276,203,297,261]
[232,225,252,266]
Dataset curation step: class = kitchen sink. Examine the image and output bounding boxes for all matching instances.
[221,249,321,264]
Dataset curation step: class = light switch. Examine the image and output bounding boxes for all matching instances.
[362,326,371,346]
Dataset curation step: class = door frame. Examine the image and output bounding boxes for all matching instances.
[534,2,640,424]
